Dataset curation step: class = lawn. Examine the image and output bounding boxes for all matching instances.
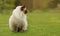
[0,11,60,36]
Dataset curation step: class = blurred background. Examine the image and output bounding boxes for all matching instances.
[0,0,60,14]
[0,0,60,36]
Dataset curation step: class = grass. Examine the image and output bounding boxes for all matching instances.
[0,11,60,36]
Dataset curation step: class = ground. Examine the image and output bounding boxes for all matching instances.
[0,11,60,36]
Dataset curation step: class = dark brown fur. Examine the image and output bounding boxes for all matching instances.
[21,5,27,14]
[12,24,23,32]
[21,5,25,11]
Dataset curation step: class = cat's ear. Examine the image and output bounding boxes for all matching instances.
[21,5,25,11]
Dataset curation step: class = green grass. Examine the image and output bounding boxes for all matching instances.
[0,11,60,36]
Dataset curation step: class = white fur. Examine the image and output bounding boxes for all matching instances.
[9,6,28,32]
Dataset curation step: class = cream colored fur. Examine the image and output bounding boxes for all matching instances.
[9,6,28,32]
